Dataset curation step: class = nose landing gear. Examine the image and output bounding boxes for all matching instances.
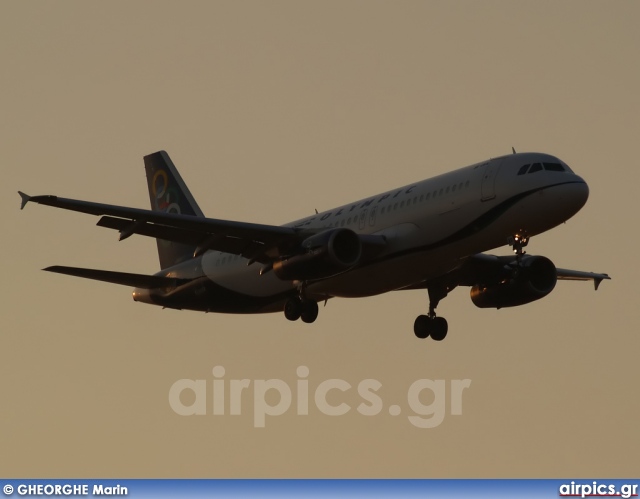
[508,230,529,262]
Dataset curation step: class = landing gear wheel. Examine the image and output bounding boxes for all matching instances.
[414,284,451,340]
[430,317,448,341]
[414,315,431,339]
[284,298,302,321]
[300,301,319,324]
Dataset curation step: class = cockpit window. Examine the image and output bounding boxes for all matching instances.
[529,163,543,173]
[517,164,530,175]
[543,162,565,172]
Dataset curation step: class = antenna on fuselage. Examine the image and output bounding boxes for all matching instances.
[512,147,517,154]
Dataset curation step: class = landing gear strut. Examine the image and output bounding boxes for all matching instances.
[508,231,529,262]
[414,285,449,341]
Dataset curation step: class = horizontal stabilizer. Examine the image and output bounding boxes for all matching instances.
[44,266,189,289]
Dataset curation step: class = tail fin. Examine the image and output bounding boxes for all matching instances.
[144,151,204,269]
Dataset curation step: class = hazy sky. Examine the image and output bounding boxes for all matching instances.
[1,1,638,478]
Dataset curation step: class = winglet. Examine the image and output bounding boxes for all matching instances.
[18,191,31,210]
[594,274,610,291]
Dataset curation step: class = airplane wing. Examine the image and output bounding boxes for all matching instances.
[19,192,307,263]
[400,253,610,291]
[18,192,387,264]
[555,268,611,290]
[456,253,609,289]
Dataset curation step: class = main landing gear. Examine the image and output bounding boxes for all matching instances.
[284,285,319,324]
[414,286,449,341]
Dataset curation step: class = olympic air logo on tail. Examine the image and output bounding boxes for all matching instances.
[152,169,182,214]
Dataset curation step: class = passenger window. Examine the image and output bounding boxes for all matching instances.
[458,183,463,190]
[544,162,565,172]
[413,196,417,204]
[518,164,530,175]
[529,163,543,173]
[452,184,456,192]
[465,180,470,188]
[419,194,424,202]
[445,186,450,194]
[432,191,437,197]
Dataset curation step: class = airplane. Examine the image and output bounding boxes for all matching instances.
[18,150,610,341]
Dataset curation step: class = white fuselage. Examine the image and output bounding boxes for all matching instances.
[156,152,588,312]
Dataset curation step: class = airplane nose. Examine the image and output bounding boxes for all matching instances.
[574,176,589,206]
[562,176,589,217]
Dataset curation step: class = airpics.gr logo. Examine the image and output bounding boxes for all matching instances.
[152,169,182,214]
[559,481,638,498]
[169,366,471,428]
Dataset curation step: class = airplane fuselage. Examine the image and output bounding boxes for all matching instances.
[133,152,589,313]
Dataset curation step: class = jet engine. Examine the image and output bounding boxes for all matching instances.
[273,228,362,281]
[470,255,557,309]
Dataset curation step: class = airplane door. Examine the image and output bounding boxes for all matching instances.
[359,209,367,230]
[368,206,377,227]
[481,159,503,201]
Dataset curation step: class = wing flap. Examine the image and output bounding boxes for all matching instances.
[97,216,204,245]
[44,265,188,289]
[96,216,270,261]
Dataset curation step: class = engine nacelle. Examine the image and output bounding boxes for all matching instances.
[273,228,362,281]
[470,255,557,309]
